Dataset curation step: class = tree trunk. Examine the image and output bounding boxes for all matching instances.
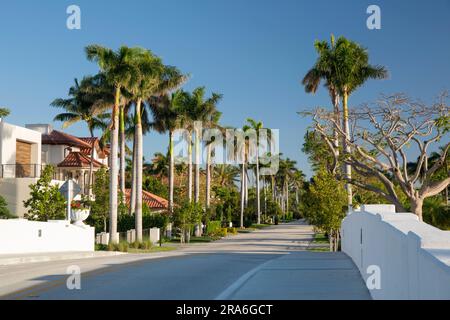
[206,143,211,209]
[129,132,137,215]
[256,152,261,225]
[244,167,248,208]
[194,128,200,203]
[119,105,126,204]
[342,90,353,209]
[109,87,120,245]
[135,99,143,243]
[240,151,245,228]
[88,128,95,198]
[169,131,174,214]
[187,131,193,203]
[411,198,424,221]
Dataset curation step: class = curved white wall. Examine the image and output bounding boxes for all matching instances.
[0,219,94,254]
[342,205,450,300]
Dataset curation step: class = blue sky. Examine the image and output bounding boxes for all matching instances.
[1,0,449,177]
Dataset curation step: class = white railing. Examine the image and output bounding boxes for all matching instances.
[342,204,450,300]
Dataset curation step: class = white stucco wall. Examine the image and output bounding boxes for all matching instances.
[0,219,94,254]
[0,120,41,170]
[342,204,450,300]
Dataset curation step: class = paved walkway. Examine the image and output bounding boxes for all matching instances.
[0,221,371,300]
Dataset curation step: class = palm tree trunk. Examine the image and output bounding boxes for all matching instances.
[187,131,193,203]
[194,128,200,203]
[342,90,353,209]
[169,130,174,214]
[256,152,261,225]
[135,99,143,243]
[109,87,120,245]
[129,132,137,215]
[240,162,245,229]
[206,143,211,209]
[244,166,248,207]
[119,105,126,204]
[88,127,95,198]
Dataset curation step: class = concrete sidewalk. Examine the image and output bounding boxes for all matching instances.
[0,251,125,266]
[216,251,372,300]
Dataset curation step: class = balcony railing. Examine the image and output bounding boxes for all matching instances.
[0,164,64,179]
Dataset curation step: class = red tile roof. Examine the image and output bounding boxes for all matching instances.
[42,130,92,148]
[124,189,169,211]
[57,152,105,168]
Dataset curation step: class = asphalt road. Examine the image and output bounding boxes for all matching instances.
[0,221,371,300]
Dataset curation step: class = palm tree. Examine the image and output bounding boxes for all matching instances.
[302,35,341,172]
[85,45,143,244]
[0,108,10,118]
[304,36,388,208]
[214,164,239,187]
[333,37,388,208]
[52,75,112,196]
[277,158,297,218]
[149,90,187,214]
[245,118,265,224]
[126,49,168,242]
[125,105,151,215]
[185,87,222,204]
[204,107,222,209]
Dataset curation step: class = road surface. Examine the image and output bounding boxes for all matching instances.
[0,221,371,300]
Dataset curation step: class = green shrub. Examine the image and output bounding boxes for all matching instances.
[107,242,129,252]
[227,227,238,235]
[0,195,13,219]
[207,221,222,235]
[219,228,228,237]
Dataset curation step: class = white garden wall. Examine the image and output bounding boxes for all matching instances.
[0,219,95,254]
[342,204,450,300]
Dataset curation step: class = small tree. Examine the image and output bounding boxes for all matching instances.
[303,170,347,251]
[172,201,203,243]
[24,166,66,221]
[90,168,110,232]
[0,195,13,219]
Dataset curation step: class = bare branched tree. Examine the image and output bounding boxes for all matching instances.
[304,93,449,220]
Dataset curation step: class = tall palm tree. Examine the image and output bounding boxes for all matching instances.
[302,35,341,171]
[304,36,388,208]
[85,45,143,244]
[245,118,265,224]
[333,37,388,208]
[52,75,112,196]
[185,87,222,204]
[204,106,223,209]
[276,158,297,217]
[149,90,187,214]
[126,49,167,242]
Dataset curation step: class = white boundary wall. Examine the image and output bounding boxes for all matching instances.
[342,204,450,300]
[0,219,94,254]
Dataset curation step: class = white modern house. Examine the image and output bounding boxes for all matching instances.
[0,119,42,216]
[0,121,109,217]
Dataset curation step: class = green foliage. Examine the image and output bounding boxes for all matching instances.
[213,186,239,223]
[0,108,10,118]
[206,220,222,236]
[87,168,109,232]
[117,212,169,232]
[219,228,228,237]
[172,201,203,242]
[302,170,347,234]
[23,166,66,221]
[0,195,13,219]
[423,196,450,230]
[227,227,238,235]
[143,175,168,199]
